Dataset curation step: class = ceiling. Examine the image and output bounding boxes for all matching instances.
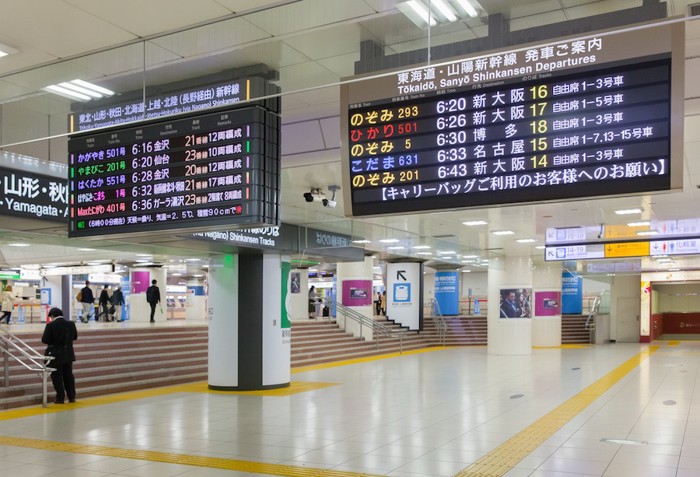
[1,0,700,278]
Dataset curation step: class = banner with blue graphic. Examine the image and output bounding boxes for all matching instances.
[435,271,460,315]
[561,271,583,314]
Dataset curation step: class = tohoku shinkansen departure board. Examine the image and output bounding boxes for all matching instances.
[340,22,684,217]
[68,105,280,237]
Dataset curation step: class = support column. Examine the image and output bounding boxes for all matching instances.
[532,260,563,347]
[208,254,290,391]
[336,257,374,340]
[488,256,533,355]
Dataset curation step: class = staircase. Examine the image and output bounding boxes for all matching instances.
[562,315,591,344]
[422,315,488,346]
[291,319,428,368]
[0,326,208,410]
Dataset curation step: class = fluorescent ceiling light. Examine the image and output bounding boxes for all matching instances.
[77,247,96,251]
[431,0,458,22]
[416,252,433,255]
[171,273,182,276]
[535,245,546,250]
[379,238,400,243]
[70,79,115,97]
[407,0,437,26]
[44,79,114,102]
[8,243,30,247]
[516,239,537,243]
[413,245,431,250]
[492,230,515,235]
[387,246,405,250]
[628,221,651,227]
[463,220,488,226]
[614,208,642,215]
[462,269,471,273]
[44,84,92,101]
[353,240,371,244]
[438,250,456,255]
[462,254,478,258]
[637,231,658,236]
[453,0,480,17]
[0,42,19,57]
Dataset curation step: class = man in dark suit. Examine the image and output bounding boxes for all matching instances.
[146,279,161,323]
[500,291,520,318]
[42,307,78,404]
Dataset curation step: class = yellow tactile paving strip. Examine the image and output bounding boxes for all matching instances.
[453,346,659,477]
[0,435,384,477]
[0,345,660,477]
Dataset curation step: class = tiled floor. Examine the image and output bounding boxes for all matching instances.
[0,337,698,476]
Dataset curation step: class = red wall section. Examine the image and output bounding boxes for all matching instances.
[662,312,700,334]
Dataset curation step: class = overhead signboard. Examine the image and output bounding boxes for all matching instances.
[650,238,700,256]
[545,244,604,261]
[604,241,650,258]
[69,77,271,133]
[341,22,683,217]
[0,165,68,221]
[68,104,280,238]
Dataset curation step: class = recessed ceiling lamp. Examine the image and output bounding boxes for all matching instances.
[43,79,115,102]
[535,245,546,250]
[462,220,488,226]
[516,239,537,243]
[8,243,30,247]
[614,208,642,215]
[416,252,433,255]
[438,250,456,255]
[0,42,18,58]
[462,269,472,273]
[387,246,405,250]
[413,245,431,250]
[397,0,480,29]
[491,230,514,236]
[77,247,96,251]
[628,221,651,227]
[379,238,400,243]
[353,239,371,244]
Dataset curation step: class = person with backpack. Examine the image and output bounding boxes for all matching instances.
[146,279,161,323]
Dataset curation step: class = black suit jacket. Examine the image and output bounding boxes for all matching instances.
[42,317,78,364]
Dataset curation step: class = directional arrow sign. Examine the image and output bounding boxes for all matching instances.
[397,270,407,281]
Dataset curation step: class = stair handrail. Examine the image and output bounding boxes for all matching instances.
[0,327,55,408]
[584,291,605,343]
[428,298,448,346]
[329,299,408,353]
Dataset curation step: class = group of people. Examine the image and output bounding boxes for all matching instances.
[375,291,386,316]
[76,280,125,323]
[77,279,161,323]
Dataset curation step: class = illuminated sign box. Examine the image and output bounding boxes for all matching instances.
[340,22,683,217]
[68,105,280,238]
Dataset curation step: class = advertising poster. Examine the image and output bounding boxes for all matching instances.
[499,288,532,318]
[342,280,372,306]
[562,272,583,314]
[534,291,561,317]
[290,272,300,294]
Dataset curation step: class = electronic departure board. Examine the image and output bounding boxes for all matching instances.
[68,105,280,237]
[340,22,683,217]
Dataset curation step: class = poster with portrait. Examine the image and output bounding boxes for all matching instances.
[290,272,300,294]
[499,288,532,318]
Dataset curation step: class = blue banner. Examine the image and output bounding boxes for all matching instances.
[561,271,583,314]
[435,271,460,315]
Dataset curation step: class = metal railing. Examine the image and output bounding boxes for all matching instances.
[428,298,448,346]
[0,328,54,408]
[585,292,603,343]
[328,299,408,354]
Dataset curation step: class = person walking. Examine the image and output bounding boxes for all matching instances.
[111,286,125,322]
[77,280,94,323]
[380,290,386,316]
[1,285,17,324]
[146,279,161,323]
[42,307,78,404]
[98,285,111,322]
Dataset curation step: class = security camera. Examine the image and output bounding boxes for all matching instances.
[303,192,314,202]
[322,199,337,208]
